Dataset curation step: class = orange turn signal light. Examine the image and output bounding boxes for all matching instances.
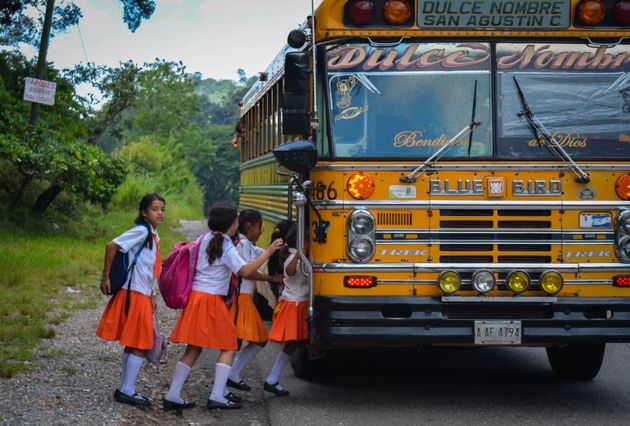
[344,276,376,288]
[577,0,607,25]
[347,172,375,200]
[384,0,411,24]
[616,173,630,200]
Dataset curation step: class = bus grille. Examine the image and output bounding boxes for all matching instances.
[437,209,555,264]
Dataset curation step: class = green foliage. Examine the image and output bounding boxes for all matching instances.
[0,51,126,213]
[0,0,155,46]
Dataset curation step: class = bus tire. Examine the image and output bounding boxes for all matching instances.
[291,346,325,379]
[546,343,605,380]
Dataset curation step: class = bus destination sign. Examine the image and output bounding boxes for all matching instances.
[418,0,570,29]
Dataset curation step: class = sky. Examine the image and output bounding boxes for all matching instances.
[21,0,323,81]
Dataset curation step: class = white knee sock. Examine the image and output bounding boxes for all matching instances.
[266,351,290,385]
[165,361,192,403]
[229,344,263,382]
[119,352,129,388]
[119,353,144,396]
[210,363,231,403]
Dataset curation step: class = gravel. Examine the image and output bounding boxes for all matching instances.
[0,221,271,426]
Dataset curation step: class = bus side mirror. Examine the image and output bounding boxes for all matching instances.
[273,140,318,174]
[282,51,310,136]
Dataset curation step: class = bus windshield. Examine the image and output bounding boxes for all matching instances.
[497,43,630,159]
[326,42,493,159]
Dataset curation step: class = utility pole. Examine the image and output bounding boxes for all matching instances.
[29,0,55,125]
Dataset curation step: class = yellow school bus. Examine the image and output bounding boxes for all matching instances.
[238,0,630,379]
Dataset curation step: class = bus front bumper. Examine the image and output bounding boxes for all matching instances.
[315,296,630,346]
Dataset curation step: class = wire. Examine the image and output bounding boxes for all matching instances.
[77,21,89,63]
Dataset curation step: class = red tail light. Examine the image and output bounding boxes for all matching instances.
[613,275,630,287]
[344,276,377,288]
[614,0,630,24]
[346,0,376,25]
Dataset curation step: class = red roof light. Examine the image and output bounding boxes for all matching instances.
[347,0,376,25]
[614,0,630,25]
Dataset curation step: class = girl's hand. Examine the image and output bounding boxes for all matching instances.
[100,278,110,295]
[267,238,284,254]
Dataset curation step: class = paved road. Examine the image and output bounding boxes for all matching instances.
[253,342,630,426]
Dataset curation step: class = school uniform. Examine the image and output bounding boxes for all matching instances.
[269,248,309,342]
[170,233,245,351]
[229,234,269,344]
[96,224,160,350]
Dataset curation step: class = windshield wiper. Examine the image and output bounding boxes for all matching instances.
[400,82,480,183]
[512,76,590,184]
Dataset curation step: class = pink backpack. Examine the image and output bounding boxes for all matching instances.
[158,233,208,309]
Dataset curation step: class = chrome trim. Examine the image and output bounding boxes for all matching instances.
[240,153,276,171]
[314,163,630,172]
[377,279,612,285]
[376,239,612,246]
[314,262,630,273]
[442,296,557,303]
[239,204,289,223]
[312,199,630,210]
[240,185,289,195]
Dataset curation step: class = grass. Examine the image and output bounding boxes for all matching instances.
[0,203,194,378]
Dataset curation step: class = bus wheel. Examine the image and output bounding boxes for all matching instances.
[546,343,605,380]
[291,346,326,379]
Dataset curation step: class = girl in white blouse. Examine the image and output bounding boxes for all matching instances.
[264,221,310,397]
[97,193,165,407]
[226,209,283,392]
[165,203,283,411]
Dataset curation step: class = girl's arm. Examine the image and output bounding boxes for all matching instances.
[285,253,300,277]
[247,270,284,284]
[238,238,283,278]
[100,241,122,295]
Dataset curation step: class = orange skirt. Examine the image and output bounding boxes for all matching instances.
[230,293,268,344]
[268,300,308,343]
[170,291,237,351]
[96,289,154,350]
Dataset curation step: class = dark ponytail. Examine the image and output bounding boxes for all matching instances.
[206,202,238,264]
[134,193,165,249]
[268,219,295,275]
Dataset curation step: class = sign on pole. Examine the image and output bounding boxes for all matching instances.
[23,77,56,106]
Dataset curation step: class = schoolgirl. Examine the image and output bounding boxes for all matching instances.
[226,209,284,392]
[164,203,283,410]
[264,221,309,397]
[96,193,165,407]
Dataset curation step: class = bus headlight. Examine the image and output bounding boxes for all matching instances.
[472,270,495,293]
[349,210,374,235]
[540,271,564,294]
[347,209,376,263]
[616,210,630,263]
[506,271,530,294]
[438,271,461,294]
[348,237,374,263]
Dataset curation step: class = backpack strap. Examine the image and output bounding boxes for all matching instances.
[124,224,152,316]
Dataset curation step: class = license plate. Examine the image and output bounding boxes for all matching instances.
[474,321,522,345]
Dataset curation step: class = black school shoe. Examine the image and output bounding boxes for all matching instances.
[225,392,242,403]
[163,398,196,411]
[207,398,243,410]
[226,378,252,391]
[263,381,290,396]
[113,389,151,406]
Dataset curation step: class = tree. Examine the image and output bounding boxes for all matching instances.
[0,0,156,46]
[0,50,126,214]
